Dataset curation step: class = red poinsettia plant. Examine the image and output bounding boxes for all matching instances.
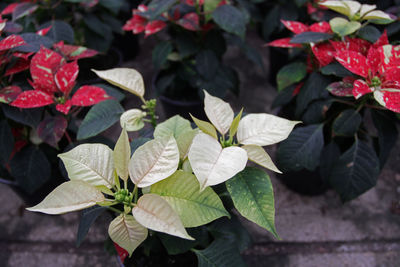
[268,0,400,202]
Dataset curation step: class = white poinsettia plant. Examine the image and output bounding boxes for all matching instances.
[27,67,299,260]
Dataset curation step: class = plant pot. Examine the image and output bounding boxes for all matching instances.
[276,168,330,196]
[158,94,206,121]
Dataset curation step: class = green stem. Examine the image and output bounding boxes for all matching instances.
[133,185,138,204]
[108,206,123,214]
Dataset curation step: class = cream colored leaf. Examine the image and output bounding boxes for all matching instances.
[154,115,192,139]
[27,181,104,214]
[203,90,234,135]
[343,1,361,17]
[92,68,145,97]
[177,129,198,160]
[132,194,194,240]
[114,128,131,181]
[129,136,179,187]
[362,10,393,21]
[359,4,376,17]
[320,1,359,18]
[188,133,248,190]
[190,114,217,139]
[237,114,301,146]
[0,22,5,32]
[242,145,282,174]
[58,144,114,188]
[108,214,148,256]
[229,108,243,138]
[120,109,146,132]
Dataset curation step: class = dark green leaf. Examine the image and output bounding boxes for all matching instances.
[196,50,219,80]
[277,62,307,91]
[84,14,112,39]
[10,146,50,194]
[358,25,381,43]
[193,237,246,267]
[296,72,330,117]
[302,99,332,124]
[77,100,124,140]
[84,27,112,52]
[2,105,43,128]
[277,124,324,172]
[12,3,38,21]
[262,6,280,40]
[333,109,362,136]
[76,206,107,247]
[329,139,379,201]
[40,20,74,44]
[99,0,124,14]
[371,110,398,168]
[319,142,341,182]
[321,62,353,77]
[0,120,14,166]
[148,0,176,20]
[199,65,238,97]
[37,116,68,148]
[271,84,296,109]
[92,83,125,102]
[208,217,252,253]
[290,32,333,44]
[100,13,124,34]
[175,32,200,58]
[226,167,278,238]
[158,227,206,255]
[15,33,54,52]
[152,41,173,70]
[204,30,226,57]
[212,5,246,39]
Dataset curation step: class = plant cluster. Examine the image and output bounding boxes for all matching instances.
[268,0,400,201]
[28,67,298,265]
[123,0,265,101]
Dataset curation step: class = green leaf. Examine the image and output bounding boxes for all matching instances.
[193,237,246,267]
[330,17,361,37]
[290,32,333,44]
[40,20,74,44]
[204,0,223,21]
[152,41,173,70]
[84,14,112,39]
[212,5,246,39]
[196,50,219,80]
[10,146,50,194]
[190,114,218,139]
[177,129,198,160]
[329,139,380,201]
[358,25,381,43]
[99,0,123,14]
[150,170,229,227]
[108,214,148,256]
[277,62,307,91]
[302,99,332,124]
[158,227,206,255]
[2,105,43,128]
[321,62,353,77]
[27,181,105,214]
[371,110,398,168]
[76,206,107,247]
[226,167,278,238]
[114,128,131,181]
[147,0,177,20]
[229,109,243,138]
[333,109,362,136]
[12,3,38,21]
[296,72,330,117]
[154,115,192,140]
[58,143,115,188]
[92,83,125,102]
[277,124,324,172]
[77,100,124,140]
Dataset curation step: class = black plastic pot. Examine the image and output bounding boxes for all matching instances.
[158,94,206,121]
[276,168,330,196]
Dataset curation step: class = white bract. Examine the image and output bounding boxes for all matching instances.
[321,1,394,22]
[188,91,300,190]
[27,128,191,256]
[120,109,146,131]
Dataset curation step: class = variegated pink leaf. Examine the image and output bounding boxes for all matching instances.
[366,47,381,76]
[123,15,147,34]
[373,30,388,48]
[281,20,308,34]
[70,86,110,106]
[5,58,30,76]
[331,38,371,55]
[327,80,354,97]
[53,41,98,60]
[374,89,400,113]
[335,50,369,78]
[177,12,199,31]
[55,61,78,95]
[36,26,52,36]
[385,67,400,83]
[145,20,166,36]
[56,100,72,115]
[37,115,68,148]
[0,85,22,103]
[0,35,26,51]
[353,79,373,99]
[309,21,331,33]
[268,38,302,48]
[1,3,19,15]
[13,52,33,60]
[11,90,54,108]
[30,47,64,94]
[311,42,335,67]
